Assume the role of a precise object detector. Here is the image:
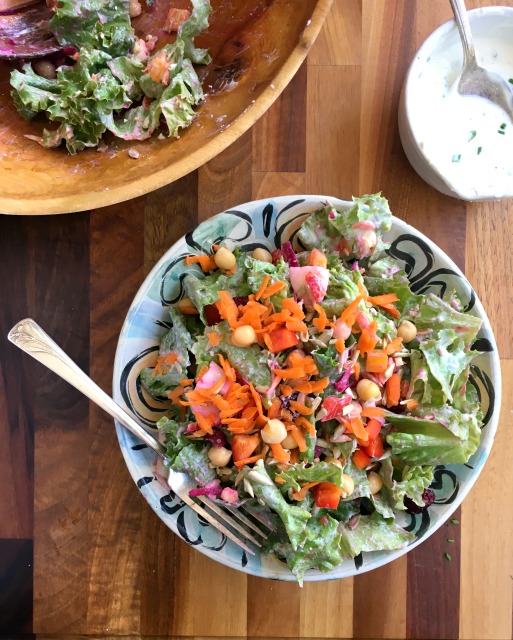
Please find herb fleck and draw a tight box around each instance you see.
[468,130,477,141]
[500,123,507,129]
[447,538,455,543]
[509,78,513,84]
[452,154,461,163]
[444,553,452,561]
[477,147,483,155]
[451,519,459,525]
[498,130,506,135]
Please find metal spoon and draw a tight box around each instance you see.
[449,0,513,122]
[0,1,59,58]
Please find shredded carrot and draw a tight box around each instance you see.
[285,319,308,332]
[357,280,368,298]
[218,354,236,382]
[270,443,291,463]
[353,361,361,381]
[385,337,404,355]
[386,373,402,407]
[361,406,386,418]
[367,293,399,306]
[291,481,320,501]
[290,448,300,464]
[295,416,316,437]
[289,400,313,416]
[282,298,305,319]
[340,295,363,327]
[207,332,222,347]
[345,416,369,445]
[406,399,419,410]
[357,327,378,355]
[179,378,194,386]
[212,244,220,252]
[153,352,178,377]
[280,384,293,397]
[289,425,307,452]
[335,338,345,353]
[197,365,208,380]
[380,303,401,319]
[274,475,286,484]
[313,304,328,332]
[260,281,287,299]
[255,275,271,301]
[274,367,306,380]
[268,397,281,419]
[215,290,239,328]
[195,412,214,435]
[167,385,184,405]
[234,452,266,468]
[185,254,217,272]
[249,383,266,420]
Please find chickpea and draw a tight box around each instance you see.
[356,378,381,402]
[129,0,142,17]
[340,473,355,497]
[367,471,383,494]
[231,325,257,348]
[208,446,232,467]
[177,297,199,315]
[214,246,236,270]
[33,59,57,80]
[397,320,417,343]
[281,433,299,449]
[324,456,343,468]
[261,419,288,444]
[252,247,273,263]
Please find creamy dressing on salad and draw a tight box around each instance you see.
[407,13,513,200]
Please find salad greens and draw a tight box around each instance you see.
[10,0,211,153]
[141,193,483,584]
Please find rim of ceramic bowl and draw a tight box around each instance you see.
[113,195,501,581]
[400,6,513,202]
[0,0,332,215]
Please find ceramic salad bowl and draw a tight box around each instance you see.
[113,195,500,582]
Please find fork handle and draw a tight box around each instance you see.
[8,318,166,458]
[449,0,477,68]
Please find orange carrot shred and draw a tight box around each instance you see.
[340,295,363,327]
[215,290,239,328]
[289,400,313,416]
[274,367,306,380]
[313,304,328,332]
[249,383,266,419]
[291,481,320,501]
[185,254,217,272]
[335,338,345,353]
[167,385,184,405]
[385,337,404,355]
[282,298,305,319]
[289,425,307,452]
[280,384,293,397]
[207,332,222,347]
[406,399,419,410]
[260,281,287,299]
[234,452,266,468]
[295,416,316,437]
[367,293,399,306]
[353,361,361,381]
[361,406,385,418]
[179,378,194,386]
[268,397,281,419]
[386,373,402,408]
[270,443,291,463]
[255,275,271,301]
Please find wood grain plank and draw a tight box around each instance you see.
[306,65,360,198]
[300,578,354,638]
[308,0,362,66]
[30,214,90,634]
[144,173,199,276]
[407,507,461,640]
[0,539,33,634]
[247,579,301,638]
[86,200,146,635]
[252,172,307,200]
[465,200,513,358]
[353,558,407,639]
[0,217,34,539]
[198,130,253,220]
[252,62,307,173]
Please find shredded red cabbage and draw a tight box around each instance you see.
[189,479,223,497]
[281,241,300,267]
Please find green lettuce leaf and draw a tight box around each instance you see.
[157,417,190,466]
[338,512,414,557]
[275,462,346,494]
[246,256,291,310]
[414,294,482,345]
[379,458,434,510]
[179,0,212,64]
[173,443,217,485]
[385,407,481,465]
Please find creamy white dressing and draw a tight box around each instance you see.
[407,11,513,200]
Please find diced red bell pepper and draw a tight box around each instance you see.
[321,395,352,421]
[363,433,384,459]
[353,448,372,469]
[314,482,341,509]
[231,434,260,463]
[364,418,382,443]
[266,327,298,353]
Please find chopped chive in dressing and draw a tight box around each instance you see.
[477,147,483,155]
[452,154,461,163]
[468,130,477,141]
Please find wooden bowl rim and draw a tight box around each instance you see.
[0,0,333,215]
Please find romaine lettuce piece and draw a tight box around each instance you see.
[338,512,414,557]
[157,417,190,466]
[275,462,346,494]
[245,255,291,309]
[385,407,481,465]
[173,443,217,486]
[379,458,434,510]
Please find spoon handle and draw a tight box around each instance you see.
[449,0,477,67]
[8,318,166,458]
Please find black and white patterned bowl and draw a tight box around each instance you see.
[113,195,501,581]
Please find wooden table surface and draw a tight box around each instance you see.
[1,1,512,639]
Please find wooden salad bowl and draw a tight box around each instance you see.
[0,0,332,215]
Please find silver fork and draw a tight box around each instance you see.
[8,318,269,555]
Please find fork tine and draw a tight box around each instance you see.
[198,497,263,547]
[179,493,256,555]
[224,505,269,539]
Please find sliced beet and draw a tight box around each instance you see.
[204,304,222,325]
